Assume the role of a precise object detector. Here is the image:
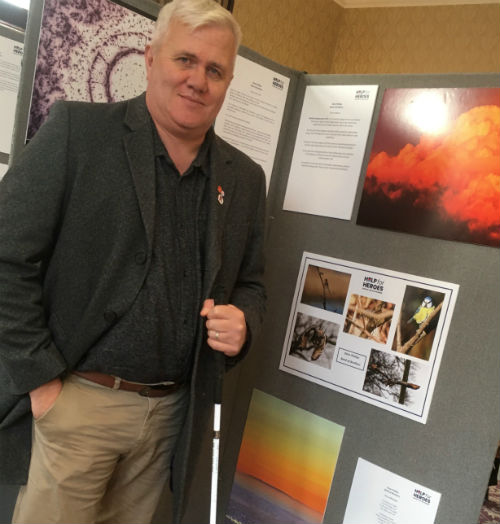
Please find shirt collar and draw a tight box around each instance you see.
[151,119,214,177]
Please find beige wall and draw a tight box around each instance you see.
[233,0,343,73]
[331,4,500,74]
[233,0,500,74]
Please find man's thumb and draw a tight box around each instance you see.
[200,298,215,317]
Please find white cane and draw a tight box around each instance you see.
[210,349,224,524]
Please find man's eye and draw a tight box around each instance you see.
[207,67,222,79]
[177,56,192,65]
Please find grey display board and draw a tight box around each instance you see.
[215,70,500,524]
[1,0,499,522]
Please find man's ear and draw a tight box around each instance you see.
[144,44,153,74]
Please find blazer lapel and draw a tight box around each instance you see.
[122,95,156,255]
[203,136,236,299]
[120,101,235,299]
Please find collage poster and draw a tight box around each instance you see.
[279,252,459,423]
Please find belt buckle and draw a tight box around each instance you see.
[139,386,154,397]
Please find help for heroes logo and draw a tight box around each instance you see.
[272,76,284,90]
[413,488,432,505]
[355,89,370,100]
[362,275,384,293]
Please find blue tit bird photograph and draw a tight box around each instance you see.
[393,287,445,361]
[407,296,435,326]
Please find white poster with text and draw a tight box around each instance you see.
[215,55,289,193]
[0,35,23,156]
[279,252,458,423]
[283,84,378,219]
[343,458,441,524]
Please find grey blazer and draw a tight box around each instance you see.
[0,94,266,522]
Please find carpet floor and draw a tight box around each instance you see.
[479,482,500,524]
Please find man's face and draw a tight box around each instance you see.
[145,20,236,141]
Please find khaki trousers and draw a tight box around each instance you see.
[13,374,188,524]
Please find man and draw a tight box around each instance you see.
[0,0,266,523]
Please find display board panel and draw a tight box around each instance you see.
[219,72,500,524]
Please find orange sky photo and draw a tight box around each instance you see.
[235,389,344,515]
[357,88,500,247]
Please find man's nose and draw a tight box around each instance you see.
[187,66,208,92]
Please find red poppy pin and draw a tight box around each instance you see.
[217,185,225,205]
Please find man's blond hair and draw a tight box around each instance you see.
[151,0,242,54]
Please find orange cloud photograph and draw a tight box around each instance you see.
[357,87,500,248]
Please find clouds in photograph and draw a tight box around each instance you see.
[357,88,500,247]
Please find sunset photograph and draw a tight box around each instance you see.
[225,390,344,524]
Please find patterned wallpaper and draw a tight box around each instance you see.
[233,0,500,74]
[233,0,343,73]
[330,4,500,74]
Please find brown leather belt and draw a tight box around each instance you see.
[73,371,184,398]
